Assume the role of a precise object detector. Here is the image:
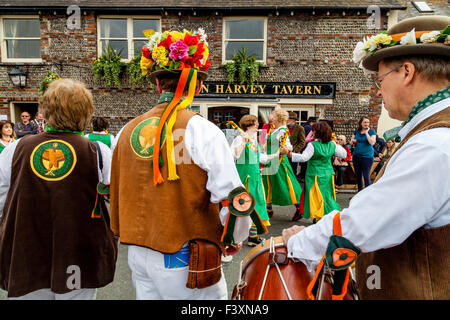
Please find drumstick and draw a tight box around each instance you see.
[316,264,328,300]
[238,260,243,300]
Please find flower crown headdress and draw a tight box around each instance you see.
[353,25,450,74]
[140,28,211,76]
[139,29,212,186]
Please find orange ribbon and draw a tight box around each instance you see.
[390,30,432,42]
[152,68,190,185]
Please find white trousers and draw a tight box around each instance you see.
[10,288,97,300]
[128,245,228,300]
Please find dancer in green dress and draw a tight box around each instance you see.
[263,109,303,221]
[231,115,278,246]
[281,121,347,221]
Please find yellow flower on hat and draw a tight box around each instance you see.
[171,31,184,42]
[366,33,393,50]
[202,46,209,64]
[152,46,169,66]
[140,55,153,76]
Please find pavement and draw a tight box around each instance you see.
[0,191,354,300]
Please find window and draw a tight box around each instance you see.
[412,1,434,13]
[187,105,200,113]
[98,16,160,60]
[223,18,267,63]
[1,17,41,62]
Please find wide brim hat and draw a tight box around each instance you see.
[362,15,450,71]
[149,69,208,85]
[288,111,298,120]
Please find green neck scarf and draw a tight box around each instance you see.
[158,92,187,105]
[45,125,83,135]
[383,86,450,142]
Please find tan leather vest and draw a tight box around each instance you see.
[110,104,225,254]
[356,107,450,299]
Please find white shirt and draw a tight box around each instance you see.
[230,133,270,164]
[291,140,347,163]
[288,99,450,272]
[0,137,112,219]
[112,114,252,244]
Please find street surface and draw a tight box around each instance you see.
[0,192,354,300]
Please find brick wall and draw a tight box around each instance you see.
[0,9,387,139]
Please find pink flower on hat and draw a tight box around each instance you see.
[168,40,189,61]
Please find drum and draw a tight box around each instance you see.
[232,236,357,300]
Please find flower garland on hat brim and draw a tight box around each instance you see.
[352,25,450,142]
[140,29,212,185]
[353,25,450,73]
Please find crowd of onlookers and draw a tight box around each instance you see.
[0,111,45,154]
[217,112,397,193]
[3,109,396,193]
[0,111,115,154]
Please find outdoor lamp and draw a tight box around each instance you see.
[8,67,28,88]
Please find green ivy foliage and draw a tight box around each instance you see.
[91,44,126,88]
[223,46,263,85]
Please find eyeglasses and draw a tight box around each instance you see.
[21,115,30,118]
[374,66,401,89]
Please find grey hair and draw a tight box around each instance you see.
[382,55,450,83]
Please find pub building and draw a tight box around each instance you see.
[0,0,446,139]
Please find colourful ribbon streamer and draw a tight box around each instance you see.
[152,68,191,185]
[226,121,257,150]
[279,130,289,165]
[165,69,197,180]
[226,121,245,134]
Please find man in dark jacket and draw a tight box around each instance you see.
[14,111,38,138]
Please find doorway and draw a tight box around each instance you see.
[207,106,249,129]
[10,102,39,124]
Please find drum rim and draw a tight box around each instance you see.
[241,238,285,273]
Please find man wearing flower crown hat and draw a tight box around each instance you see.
[109,29,265,300]
[281,15,450,300]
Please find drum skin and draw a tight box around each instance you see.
[237,237,355,300]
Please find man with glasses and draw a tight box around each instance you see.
[282,15,450,299]
[14,111,38,138]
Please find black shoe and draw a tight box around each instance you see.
[291,210,303,222]
[247,237,262,247]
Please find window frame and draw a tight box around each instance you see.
[0,15,42,63]
[97,15,161,61]
[222,17,267,64]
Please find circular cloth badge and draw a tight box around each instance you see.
[30,139,77,181]
[130,117,166,159]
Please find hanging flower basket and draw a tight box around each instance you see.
[223,46,263,84]
[39,71,61,95]
[91,44,126,88]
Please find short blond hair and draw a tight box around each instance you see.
[337,135,347,144]
[39,79,94,131]
[272,108,289,125]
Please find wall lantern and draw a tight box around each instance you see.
[8,67,28,88]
